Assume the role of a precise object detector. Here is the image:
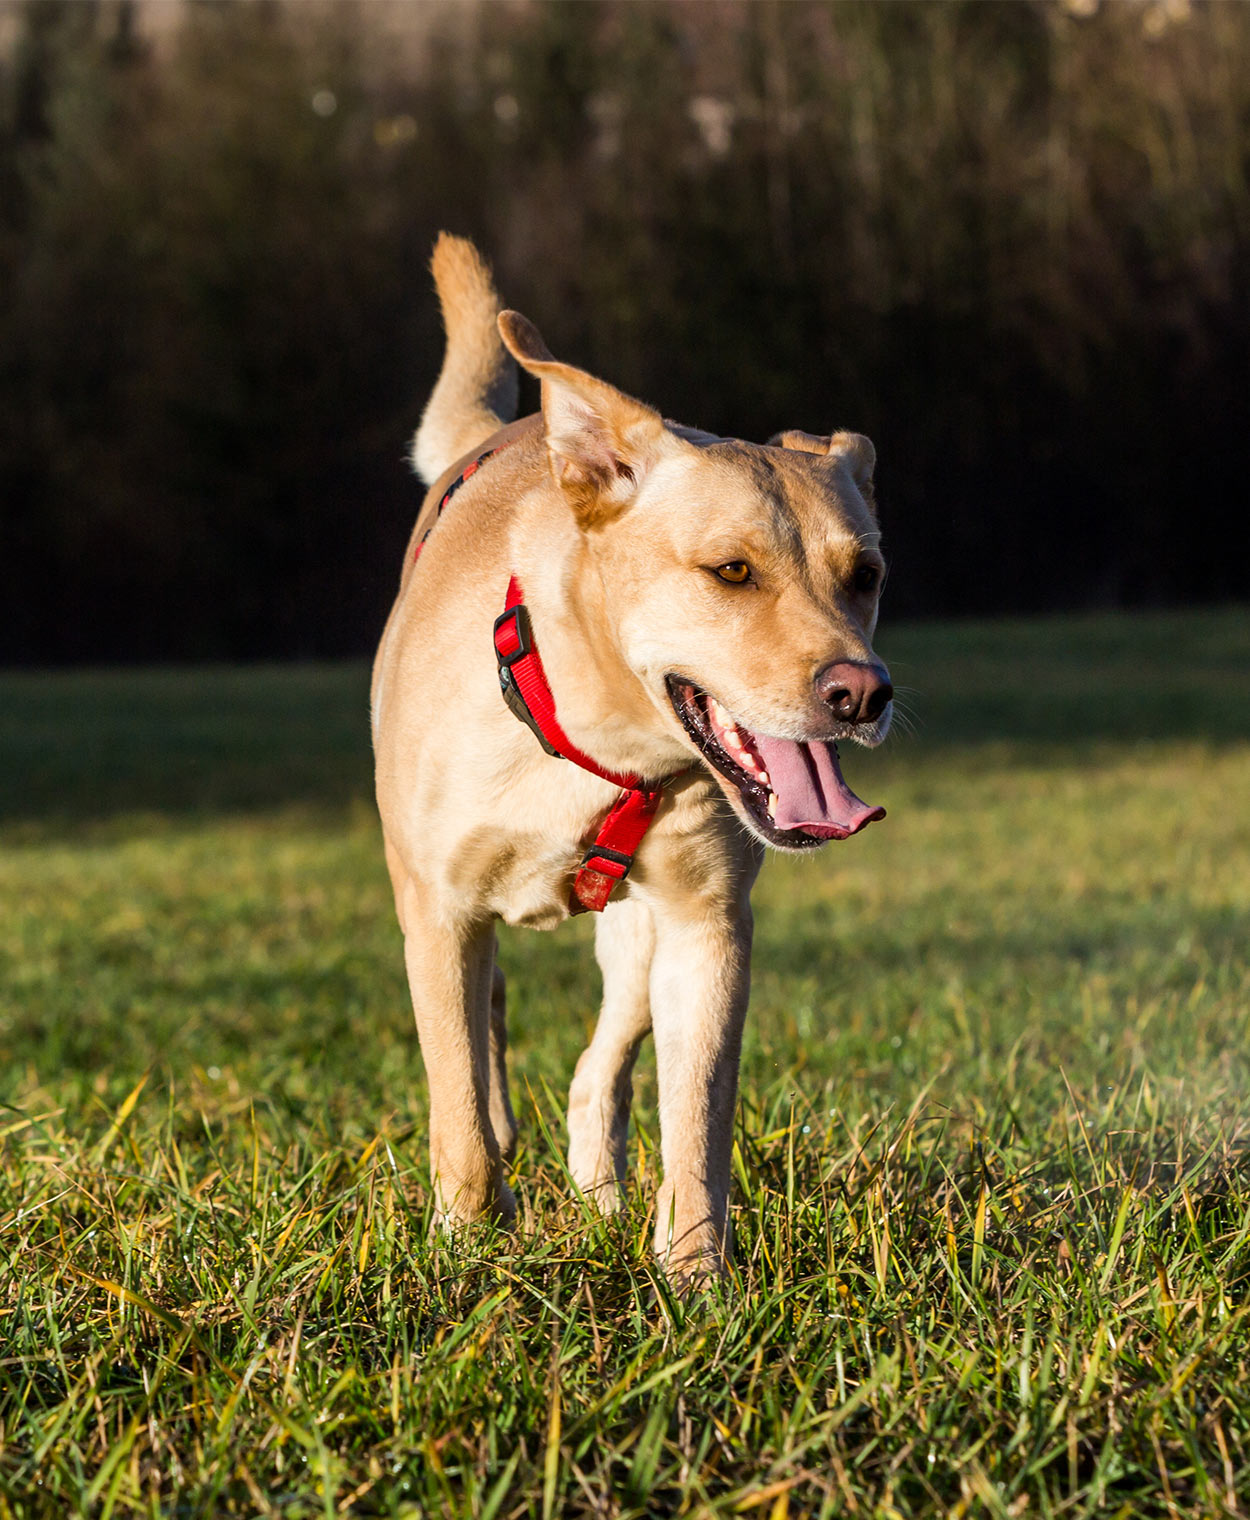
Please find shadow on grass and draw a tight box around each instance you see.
[1,610,1246,832]
[0,663,375,827]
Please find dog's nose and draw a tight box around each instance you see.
[815,660,893,724]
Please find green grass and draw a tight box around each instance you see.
[1,608,1249,1517]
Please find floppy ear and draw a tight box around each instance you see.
[769,427,877,505]
[498,309,674,527]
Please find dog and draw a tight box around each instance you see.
[372,236,891,1281]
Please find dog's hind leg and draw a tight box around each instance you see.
[487,944,519,1164]
[567,895,655,1212]
[397,874,516,1229]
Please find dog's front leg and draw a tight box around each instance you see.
[648,896,753,1283]
[398,879,515,1228]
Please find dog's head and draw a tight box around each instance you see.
[499,310,891,852]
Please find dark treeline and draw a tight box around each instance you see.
[1,0,1247,663]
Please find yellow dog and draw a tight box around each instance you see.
[372,237,891,1281]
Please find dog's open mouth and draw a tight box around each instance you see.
[666,677,886,849]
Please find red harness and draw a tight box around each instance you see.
[414,442,667,914]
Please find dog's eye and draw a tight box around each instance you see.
[715,561,753,585]
[853,564,881,594]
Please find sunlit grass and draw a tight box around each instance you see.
[1,610,1248,1516]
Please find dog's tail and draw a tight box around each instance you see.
[411,234,518,485]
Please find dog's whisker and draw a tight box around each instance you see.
[888,702,921,738]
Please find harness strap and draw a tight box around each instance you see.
[493,575,664,914]
[493,578,641,789]
[416,440,668,915]
[572,786,664,913]
[412,444,508,563]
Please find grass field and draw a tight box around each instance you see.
[2,609,1249,1518]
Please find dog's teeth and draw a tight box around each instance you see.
[710,699,743,750]
[708,699,765,778]
[767,792,778,820]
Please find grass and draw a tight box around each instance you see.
[1,607,1249,1517]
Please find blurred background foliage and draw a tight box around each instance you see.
[0,0,1246,662]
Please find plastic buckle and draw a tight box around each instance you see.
[580,845,633,881]
[493,604,562,758]
[492,603,532,667]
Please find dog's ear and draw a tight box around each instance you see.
[499,309,674,527]
[826,431,876,495]
[769,428,877,507]
[768,429,831,457]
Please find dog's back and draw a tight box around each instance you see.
[411,234,518,485]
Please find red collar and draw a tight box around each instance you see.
[417,441,667,914]
[493,579,664,913]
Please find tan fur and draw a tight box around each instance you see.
[374,238,890,1282]
[411,234,519,485]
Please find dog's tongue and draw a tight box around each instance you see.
[752,736,886,839]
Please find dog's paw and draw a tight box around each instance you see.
[431,1175,517,1235]
[568,1169,623,1216]
[653,1183,731,1289]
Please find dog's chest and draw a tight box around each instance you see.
[445,823,587,929]
[443,772,743,930]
